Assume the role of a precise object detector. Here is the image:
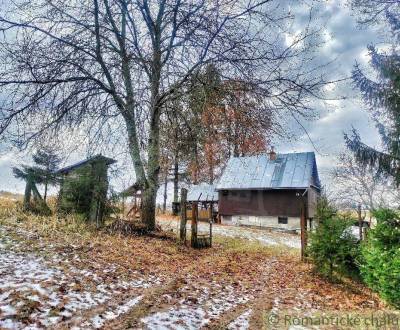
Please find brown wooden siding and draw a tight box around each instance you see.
[218,189,313,217]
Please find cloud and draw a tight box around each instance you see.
[272,0,384,187]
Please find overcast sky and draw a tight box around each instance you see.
[275,0,382,182]
[0,0,384,199]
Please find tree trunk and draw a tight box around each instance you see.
[140,116,161,231]
[193,144,199,184]
[173,156,179,203]
[23,180,32,210]
[163,174,168,214]
[358,203,363,241]
[140,40,163,230]
[44,182,48,202]
[31,181,51,215]
[208,158,214,184]
[123,113,156,230]
[141,185,157,231]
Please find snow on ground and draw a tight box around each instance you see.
[227,309,252,330]
[0,221,300,329]
[0,227,160,329]
[141,279,253,329]
[89,295,143,329]
[158,218,301,249]
[1,225,266,329]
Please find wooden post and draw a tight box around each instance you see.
[179,188,187,243]
[300,200,308,261]
[191,202,198,248]
[209,202,213,247]
[209,220,212,247]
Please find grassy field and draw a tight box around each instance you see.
[0,199,395,329]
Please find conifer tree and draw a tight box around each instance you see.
[345,7,400,185]
[32,147,61,201]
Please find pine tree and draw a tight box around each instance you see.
[345,7,400,185]
[32,147,61,201]
[12,165,50,214]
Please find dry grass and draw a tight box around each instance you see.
[0,198,96,245]
[0,200,389,329]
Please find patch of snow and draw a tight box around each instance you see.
[0,227,159,329]
[228,309,252,330]
[142,283,252,329]
[90,295,143,329]
[157,218,301,249]
[0,318,25,330]
[142,306,206,330]
[1,304,17,315]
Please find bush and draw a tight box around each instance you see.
[308,197,359,279]
[360,209,400,308]
[308,215,359,279]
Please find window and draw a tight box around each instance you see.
[278,216,288,224]
[222,190,229,196]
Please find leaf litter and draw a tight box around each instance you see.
[0,217,390,330]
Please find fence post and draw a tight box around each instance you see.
[209,220,212,247]
[179,188,187,243]
[300,200,308,261]
[191,202,198,248]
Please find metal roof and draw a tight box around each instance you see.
[187,184,219,202]
[57,154,116,174]
[216,152,320,190]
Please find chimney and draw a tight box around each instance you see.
[269,146,277,161]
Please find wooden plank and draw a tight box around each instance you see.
[300,200,308,261]
[179,188,187,243]
[191,202,198,248]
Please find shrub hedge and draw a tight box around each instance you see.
[359,209,400,308]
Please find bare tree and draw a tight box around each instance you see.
[0,0,331,230]
[350,0,398,25]
[331,153,400,211]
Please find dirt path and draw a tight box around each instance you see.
[0,222,389,330]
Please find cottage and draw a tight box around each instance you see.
[216,151,320,231]
[57,154,116,226]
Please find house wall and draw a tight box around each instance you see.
[221,215,301,230]
[218,189,306,217]
[218,189,320,230]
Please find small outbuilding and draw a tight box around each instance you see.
[216,151,320,231]
[187,184,219,222]
[120,181,143,219]
[57,154,116,226]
